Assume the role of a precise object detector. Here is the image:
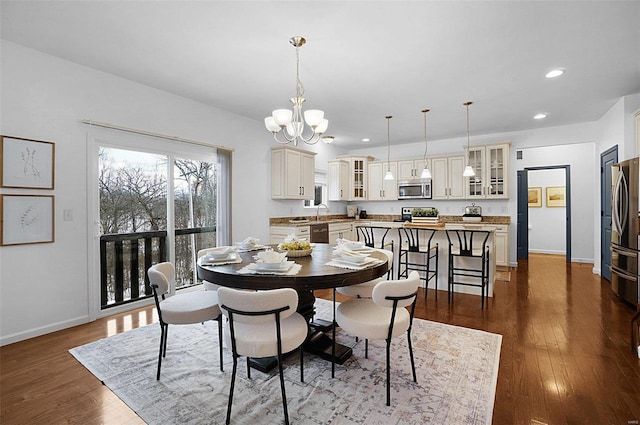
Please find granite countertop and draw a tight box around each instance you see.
[270,214,510,226]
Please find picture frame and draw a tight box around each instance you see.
[546,186,566,208]
[528,187,542,208]
[1,135,55,189]
[0,194,55,245]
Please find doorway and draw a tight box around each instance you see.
[517,165,572,262]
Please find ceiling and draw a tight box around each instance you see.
[2,1,639,149]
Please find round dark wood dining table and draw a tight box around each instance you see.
[196,243,389,368]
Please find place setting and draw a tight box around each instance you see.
[197,246,242,266]
[326,242,385,270]
[237,249,302,275]
[234,236,269,252]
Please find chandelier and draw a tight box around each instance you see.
[462,101,475,177]
[264,36,328,146]
[420,109,432,179]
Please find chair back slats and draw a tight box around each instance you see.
[356,225,392,250]
[446,229,490,257]
[398,227,437,252]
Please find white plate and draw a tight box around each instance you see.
[333,254,373,265]
[332,257,379,267]
[201,252,237,264]
[252,260,295,272]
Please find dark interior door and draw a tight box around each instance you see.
[517,170,529,260]
[601,146,618,281]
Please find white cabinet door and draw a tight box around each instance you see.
[328,160,349,201]
[448,156,466,199]
[368,161,397,201]
[300,151,315,199]
[432,156,465,199]
[329,223,353,243]
[397,159,428,180]
[432,157,449,199]
[284,149,303,198]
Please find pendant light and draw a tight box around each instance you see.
[420,109,432,179]
[384,116,394,180]
[462,101,475,177]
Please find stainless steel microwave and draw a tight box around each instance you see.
[397,179,432,199]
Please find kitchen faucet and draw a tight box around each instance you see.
[316,203,329,221]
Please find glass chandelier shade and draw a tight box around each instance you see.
[265,36,328,146]
[463,101,475,177]
[420,108,432,179]
[384,115,394,180]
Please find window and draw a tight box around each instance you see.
[304,170,327,208]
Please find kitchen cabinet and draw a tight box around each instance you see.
[270,225,310,244]
[271,147,316,200]
[367,161,398,201]
[329,222,354,243]
[465,143,510,199]
[397,159,428,180]
[334,155,374,201]
[432,155,465,199]
[328,160,349,201]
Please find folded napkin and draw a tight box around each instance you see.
[284,234,308,243]
[237,236,259,247]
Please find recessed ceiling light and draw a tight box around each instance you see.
[362,138,370,142]
[545,69,564,78]
[534,113,547,120]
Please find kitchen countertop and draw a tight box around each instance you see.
[270,214,510,226]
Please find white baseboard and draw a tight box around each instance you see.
[0,315,90,347]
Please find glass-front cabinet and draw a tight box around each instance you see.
[333,155,373,201]
[465,142,510,199]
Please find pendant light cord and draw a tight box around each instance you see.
[386,115,392,171]
[464,101,473,164]
[422,109,429,162]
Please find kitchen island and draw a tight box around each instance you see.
[270,215,510,301]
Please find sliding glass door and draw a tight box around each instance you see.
[88,130,229,317]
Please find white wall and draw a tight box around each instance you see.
[527,169,567,255]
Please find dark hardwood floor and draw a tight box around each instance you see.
[1,253,639,424]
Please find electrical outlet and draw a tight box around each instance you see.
[63,209,73,221]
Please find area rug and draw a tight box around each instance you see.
[70,299,502,425]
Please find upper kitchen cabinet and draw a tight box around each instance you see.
[271,147,316,200]
[397,159,428,180]
[328,159,349,201]
[333,155,374,201]
[368,160,398,201]
[465,143,510,199]
[432,155,465,199]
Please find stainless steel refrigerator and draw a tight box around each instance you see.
[611,157,640,306]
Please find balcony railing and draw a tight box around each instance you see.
[100,226,216,309]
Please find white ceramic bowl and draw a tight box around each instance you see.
[345,241,366,250]
[257,250,287,264]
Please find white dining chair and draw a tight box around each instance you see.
[197,247,223,291]
[147,262,223,379]
[336,271,420,406]
[218,287,308,425]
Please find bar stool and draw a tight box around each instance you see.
[355,225,394,278]
[397,227,438,301]
[445,229,491,309]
